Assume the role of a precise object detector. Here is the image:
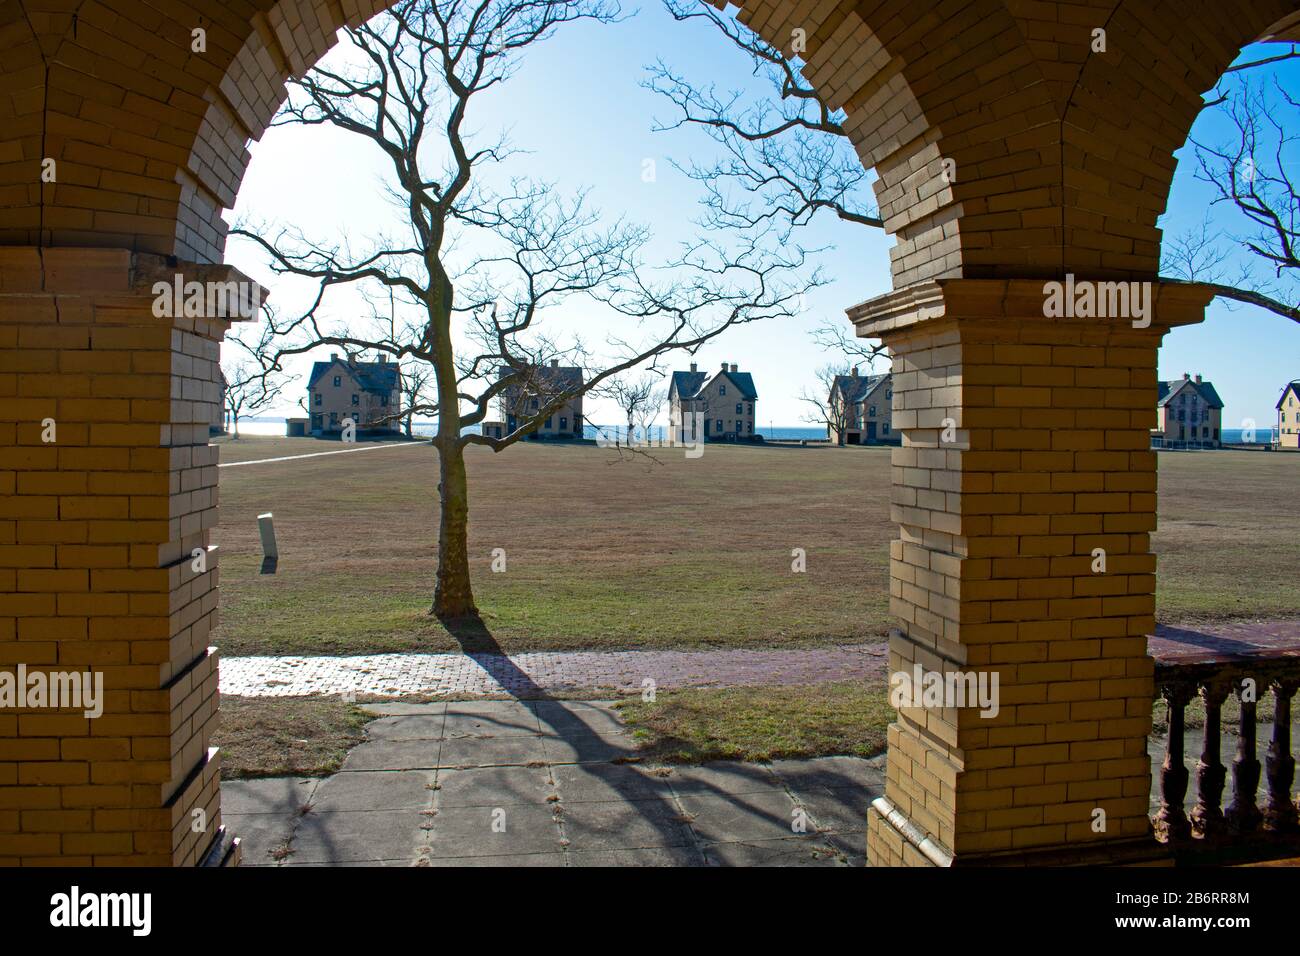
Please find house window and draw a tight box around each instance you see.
[381,396,388,407]
[869,406,876,417]
[333,376,341,387]
[314,393,322,406]
[886,389,892,400]
[545,417,553,429]
[560,417,567,431]
[883,424,890,434]
[720,384,726,395]
[532,398,539,410]
[716,419,722,431]
[352,394,360,406]
[746,403,752,415]
[736,403,742,415]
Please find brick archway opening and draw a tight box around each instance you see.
[3,0,1300,866]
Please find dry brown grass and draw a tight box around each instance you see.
[211,436,1300,656]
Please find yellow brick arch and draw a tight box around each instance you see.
[0,0,1298,282]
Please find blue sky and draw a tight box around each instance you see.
[225,4,1300,428]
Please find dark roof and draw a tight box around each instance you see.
[497,363,584,390]
[672,367,757,400]
[670,370,708,400]
[720,370,758,400]
[1157,377,1223,409]
[832,372,887,404]
[1276,381,1300,409]
[308,357,399,395]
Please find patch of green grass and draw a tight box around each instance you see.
[216,695,376,778]
[616,682,893,763]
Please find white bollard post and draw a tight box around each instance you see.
[258,512,278,573]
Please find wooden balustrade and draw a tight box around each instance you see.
[1154,656,1300,861]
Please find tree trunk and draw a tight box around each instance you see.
[432,438,476,618]
[405,414,413,438]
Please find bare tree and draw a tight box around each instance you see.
[646,0,881,237]
[400,361,434,438]
[1163,74,1300,325]
[799,363,852,445]
[232,0,816,620]
[608,372,660,445]
[221,323,293,438]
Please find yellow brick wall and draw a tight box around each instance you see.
[0,248,240,865]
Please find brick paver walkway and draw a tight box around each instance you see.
[220,644,890,698]
[221,620,1300,700]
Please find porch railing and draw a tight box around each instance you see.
[1153,653,1300,862]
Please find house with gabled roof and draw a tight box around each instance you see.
[496,359,584,440]
[1153,372,1223,448]
[1276,380,1300,449]
[829,367,895,445]
[308,353,402,435]
[668,361,758,442]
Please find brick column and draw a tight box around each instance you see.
[0,248,249,865]
[855,279,1213,866]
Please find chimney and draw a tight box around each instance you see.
[721,361,728,370]
[1183,372,1190,380]
[1195,373,1202,384]
[730,364,738,373]
[378,355,386,364]
[330,353,339,361]
[689,362,697,373]
[550,359,559,368]
[851,366,859,377]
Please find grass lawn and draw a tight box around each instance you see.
[212,436,1300,657]
[616,683,892,762]
[215,695,375,778]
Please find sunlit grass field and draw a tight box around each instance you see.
[211,436,1300,657]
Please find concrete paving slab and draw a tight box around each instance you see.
[310,770,436,812]
[703,836,850,867]
[434,765,556,807]
[342,739,441,771]
[770,756,886,794]
[443,701,540,737]
[560,797,696,851]
[364,715,447,741]
[423,852,567,867]
[655,761,783,795]
[568,846,707,866]
[221,777,317,816]
[437,734,550,768]
[542,732,636,764]
[425,804,563,858]
[551,762,672,804]
[289,809,424,864]
[675,790,802,843]
[792,786,877,834]
[222,811,297,866]
[532,700,627,736]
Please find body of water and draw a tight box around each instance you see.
[231,418,830,442]
[232,418,1280,445]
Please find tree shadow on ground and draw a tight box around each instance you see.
[437,611,866,864]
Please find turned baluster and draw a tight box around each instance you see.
[1191,680,1229,839]
[1264,680,1298,833]
[1227,676,1263,834]
[1154,682,1193,842]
